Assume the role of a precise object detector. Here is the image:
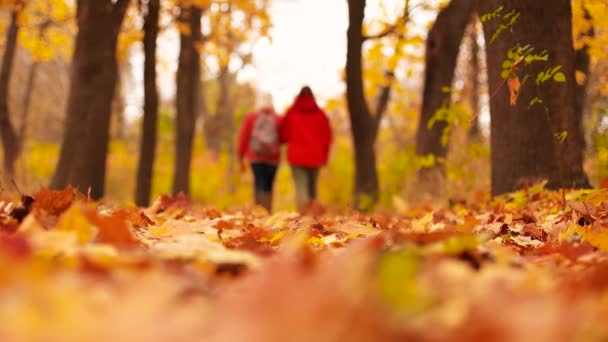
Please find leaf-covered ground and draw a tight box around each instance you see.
[1,185,608,341]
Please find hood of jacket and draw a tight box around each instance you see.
[289,95,320,113]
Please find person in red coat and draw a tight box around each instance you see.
[280,86,333,212]
[237,106,281,212]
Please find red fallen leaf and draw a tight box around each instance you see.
[309,223,332,237]
[223,225,274,256]
[31,187,76,216]
[0,232,31,259]
[367,213,396,229]
[535,241,594,261]
[150,192,192,213]
[215,220,235,230]
[514,212,536,224]
[118,207,155,227]
[0,216,19,234]
[203,207,222,219]
[521,223,546,240]
[563,261,608,293]
[84,209,142,249]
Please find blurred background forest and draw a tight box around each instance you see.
[0,0,606,211]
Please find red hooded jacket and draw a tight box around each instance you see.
[237,108,281,164]
[280,94,332,167]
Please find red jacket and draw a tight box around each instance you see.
[237,108,281,164]
[280,95,332,167]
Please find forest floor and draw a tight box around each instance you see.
[0,185,607,341]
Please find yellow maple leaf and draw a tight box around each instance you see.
[412,212,434,233]
[56,206,96,244]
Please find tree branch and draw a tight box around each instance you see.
[112,0,131,36]
[372,70,394,135]
[363,0,411,42]
[362,24,397,41]
[371,0,409,132]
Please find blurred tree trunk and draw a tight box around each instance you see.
[18,20,50,149]
[135,0,160,207]
[222,70,237,194]
[50,0,130,199]
[0,4,22,182]
[19,61,38,148]
[466,20,482,141]
[172,4,202,195]
[480,0,590,196]
[111,69,126,140]
[345,0,384,209]
[204,66,231,155]
[574,5,593,128]
[212,66,237,193]
[414,0,475,195]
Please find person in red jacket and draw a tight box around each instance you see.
[280,86,333,212]
[237,105,281,212]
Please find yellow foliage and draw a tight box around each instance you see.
[561,223,608,252]
[56,205,97,244]
[17,0,74,62]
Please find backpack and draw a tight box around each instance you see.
[249,111,279,156]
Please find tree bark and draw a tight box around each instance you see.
[0,4,22,182]
[135,0,160,207]
[172,4,202,196]
[414,0,475,194]
[574,4,593,134]
[466,20,482,140]
[50,0,130,199]
[346,0,381,209]
[480,0,590,196]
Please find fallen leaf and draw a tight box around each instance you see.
[84,209,142,249]
[32,187,76,216]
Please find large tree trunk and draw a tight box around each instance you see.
[480,0,590,196]
[414,0,475,195]
[346,0,381,209]
[172,4,202,195]
[574,5,593,134]
[50,0,130,199]
[135,0,160,207]
[466,20,482,140]
[0,4,22,182]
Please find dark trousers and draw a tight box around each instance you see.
[251,162,278,194]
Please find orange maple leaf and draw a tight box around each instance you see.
[84,209,142,249]
[508,76,521,106]
[32,187,76,216]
